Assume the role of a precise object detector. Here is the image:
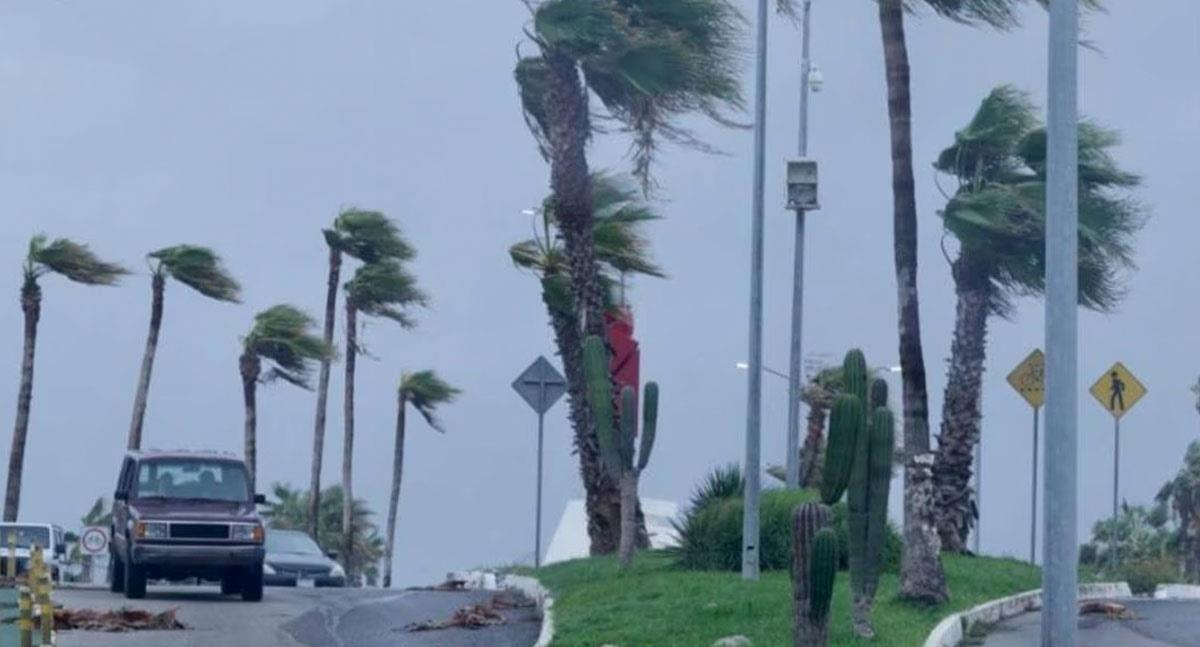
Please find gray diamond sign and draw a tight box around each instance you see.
[512,356,567,415]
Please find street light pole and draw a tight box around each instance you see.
[786,0,814,490]
[1042,0,1080,644]
[742,0,770,582]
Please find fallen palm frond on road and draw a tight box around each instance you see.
[403,593,533,632]
[1079,600,1135,620]
[52,607,187,632]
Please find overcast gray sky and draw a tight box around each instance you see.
[0,1,1195,586]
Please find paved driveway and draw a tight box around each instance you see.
[982,599,1200,647]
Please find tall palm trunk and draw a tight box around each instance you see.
[618,472,638,568]
[878,0,947,604]
[309,247,341,539]
[543,50,632,554]
[383,392,407,589]
[240,350,261,494]
[933,257,991,553]
[128,273,165,450]
[5,282,41,522]
[341,301,358,581]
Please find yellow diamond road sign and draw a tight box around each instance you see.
[1089,362,1146,419]
[1007,349,1045,409]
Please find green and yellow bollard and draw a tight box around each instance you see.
[18,586,31,647]
[5,532,14,582]
[36,572,52,645]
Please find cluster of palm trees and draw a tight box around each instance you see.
[6,210,458,587]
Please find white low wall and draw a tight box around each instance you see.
[447,570,555,647]
[922,582,1132,647]
[1154,583,1200,600]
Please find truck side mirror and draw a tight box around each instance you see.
[254,494,267,505]
[113,491,128,502]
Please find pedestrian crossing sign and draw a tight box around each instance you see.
[1089,362,1146,419]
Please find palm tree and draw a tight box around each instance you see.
[342,259,426,575]
[309,210,415,539]
[871,0,1099,605]
[7,236,126,521]
[263,483,385,586]
[127,245,241,450]
[929,86,1144,553]
[382,371,459,589]
[515,0,742,554]
[510,173,665,551]
[1156,442,1200,583]
[239,305,328,493]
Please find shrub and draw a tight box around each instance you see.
[1119,556,1180,595]
[671,473,901,573]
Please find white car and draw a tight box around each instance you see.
[0,522,67,581]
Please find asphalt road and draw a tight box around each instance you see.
[54,584,540,647]
[982,599,1200,647]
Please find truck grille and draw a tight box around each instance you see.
[169,523,230,540]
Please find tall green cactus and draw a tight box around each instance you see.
[819,350,896,638]
[582,334,659,568]
[792,502,833,646]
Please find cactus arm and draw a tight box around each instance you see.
[619,386,638,471]
[864,407,895,592]
[869,377,888,410]
[820,394,863,505]
[847,394,872,597]
[637,382,658,474]
[808,528,839,621]
[584,335,623,477]
[843,349,868,405]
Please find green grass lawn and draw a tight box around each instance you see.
[529,551,1041,647]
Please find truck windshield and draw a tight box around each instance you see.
[136,459,250,502]
[0,526,50,550]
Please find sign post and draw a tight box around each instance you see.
[1088,361,1146,572]
[512,356,566,569]
[1007,349,1045,564]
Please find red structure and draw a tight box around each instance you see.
[605,306,641,418]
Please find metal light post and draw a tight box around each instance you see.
[742,0,770,582]
[1042,0,1080,644]
[785,0,815,490]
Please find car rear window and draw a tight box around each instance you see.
[136,459,250,502]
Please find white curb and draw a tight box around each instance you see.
[447,570,555,647]
[922,582,1132,647]
[1154,583,1200,600]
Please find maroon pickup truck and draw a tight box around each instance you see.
[108,450,266,601]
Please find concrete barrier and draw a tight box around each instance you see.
[448,570,555,647]
[1154,583,1200,600]
[922,582,1132,647]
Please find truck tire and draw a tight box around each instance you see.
[124,556,147,600]
[221,576,240,595]
[109,554,125,593]
[241,564,263,602]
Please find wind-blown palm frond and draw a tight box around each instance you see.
[244,305,330,388]
[326,210,415,263]
[26,236,127,286]
[523,0,745,187]
[345,261,427,328]
[936,85,1145,316]
[400,370,461,433]
[149,245,241,302]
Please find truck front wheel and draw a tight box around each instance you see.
[109,554,125,593]
[123,555,147,600]
[241,564,263,602]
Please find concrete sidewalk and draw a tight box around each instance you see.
[982,599,1200,646]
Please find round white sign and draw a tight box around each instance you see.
[80,526,108,555]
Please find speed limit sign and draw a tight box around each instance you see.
[80,527,108,555]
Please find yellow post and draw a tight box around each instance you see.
[28,545,42,586]
[5,532,14,582]
[18,586,32,647]
[37,572,52,645]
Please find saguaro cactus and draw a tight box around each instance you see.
[793,502,833,646]
[583,334,658,568]
[819,349,896,638]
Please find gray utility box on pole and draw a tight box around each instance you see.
[786,160,820,211]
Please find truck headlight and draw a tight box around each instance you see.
[231,524,264,543]
[134,521,169,540]
[329,562,345,578]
